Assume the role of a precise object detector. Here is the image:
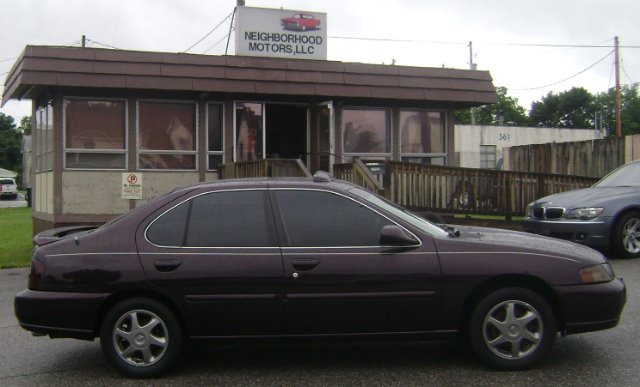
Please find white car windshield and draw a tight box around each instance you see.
[595,161,640,187]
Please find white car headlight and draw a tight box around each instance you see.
[565,207,604,220]
[579,263,614,284]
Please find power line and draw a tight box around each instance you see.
[203,28,234,54]
[183,12,233,53]
[328,35,640,49]
[509,50,614,91]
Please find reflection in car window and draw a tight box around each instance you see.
[349,187,449,238]
[595,161,640,187]
[274,190,393,247]
[147,190,275,247]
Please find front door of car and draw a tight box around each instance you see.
[136,188,286,337]
[270,188,442,334]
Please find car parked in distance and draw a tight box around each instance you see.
[524,160,640,258]
[281,13,321,31]
[0,177,18,200]
[15,172,626,378]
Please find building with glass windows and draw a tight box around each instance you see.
[2,45,496,233]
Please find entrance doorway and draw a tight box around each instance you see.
[265,104,307,160]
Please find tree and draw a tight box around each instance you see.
[528,87,595,128]
[454,86,529,126]
[18,115,32,135]
[593,85,640,136]
[0,113,23,172]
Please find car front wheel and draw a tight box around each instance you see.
[612,211,640,258]
[100,298,183,378]
[468,287,556,370]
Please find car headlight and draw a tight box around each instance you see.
[565,207,604,220]
[525,203,533,217]
[579,263,614,284]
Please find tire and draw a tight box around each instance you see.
[468,287,556,370]
[612,211,640,259]
[100,298,183,378]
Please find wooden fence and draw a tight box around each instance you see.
[506,134,640,178]
[334,161,598,217]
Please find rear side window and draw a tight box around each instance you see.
[274,190,392,247]
[146,190,275,247]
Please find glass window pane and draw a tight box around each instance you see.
[208,104,223,152]
[235,103,263,161]
[275,190,392,247]
[139,102,196,151]
[66,153,126,169]
[186,191,274,247]
[65,100,125,149]
[139,154,195,170]
[208,154,224,171]
[343,109,388,153]
[147,201,190,246]
[400,111,445,154]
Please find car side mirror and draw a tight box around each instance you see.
[379,225,419,246]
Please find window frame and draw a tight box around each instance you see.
[479,144,498,169]
[136,99,199,171]
[62,97,128,171]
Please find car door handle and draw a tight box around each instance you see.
[291,258,320,270]
[154,258,182,272]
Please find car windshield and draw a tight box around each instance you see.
[595,161,640,187]
[349,187,449,238]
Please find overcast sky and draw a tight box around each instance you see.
[1,0,638,123]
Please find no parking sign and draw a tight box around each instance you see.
[122,173,143,199]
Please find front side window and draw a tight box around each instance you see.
[274,190,393,247]
[400,110,446,165]
[342,108,390,160]
[64,99,126,169]
[138,101,197,170]
[146,190,274,247]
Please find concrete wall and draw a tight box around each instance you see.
[454,125,603,169]
[34,172,54,214]
[61,171,208,215]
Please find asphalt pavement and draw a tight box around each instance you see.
[1,259,638,386]
[0,194,27,208]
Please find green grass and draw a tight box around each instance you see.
[0,207,33,268]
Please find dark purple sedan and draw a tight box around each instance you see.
[15,172,626,378]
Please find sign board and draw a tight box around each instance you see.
[122,173,143,200]
[235,6,327,60]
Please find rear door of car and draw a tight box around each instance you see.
[136,187,286,337]
[270,188,442,335]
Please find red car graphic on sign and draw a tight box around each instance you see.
[281,13,321,31]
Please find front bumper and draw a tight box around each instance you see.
[523,217,611,251]
[555,277,626,334]
[14,289,108,340]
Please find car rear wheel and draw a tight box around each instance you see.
[100,298,183,378]
[612,211,640,259]
[468,287,556,370]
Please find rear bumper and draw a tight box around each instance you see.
[14,289,108,340]
[556,277,626,334]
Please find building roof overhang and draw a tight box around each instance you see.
[2,45,497,107]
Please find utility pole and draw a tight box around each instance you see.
[614,36,622,137]
[468,41,477,125]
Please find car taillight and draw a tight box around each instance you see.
[29,259,45,290]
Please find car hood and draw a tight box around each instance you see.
[533,186,638,208]
[448,224,604,264]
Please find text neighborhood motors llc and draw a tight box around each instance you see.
[244,31,323,55]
